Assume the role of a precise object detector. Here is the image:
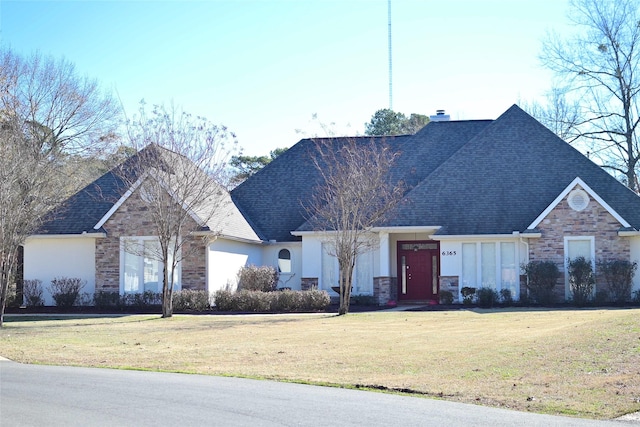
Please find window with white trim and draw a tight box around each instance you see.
[564,236,595,299]
[278,249,292,273]
[321,243,373,295]
[461,241,518,296]
[121,237,180,293]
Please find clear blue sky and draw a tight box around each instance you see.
[1,0,570,155]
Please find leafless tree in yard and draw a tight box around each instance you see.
[306,137,404,315]
[540,0,640,192]
[121,103,238,318]
[0,49,120,326]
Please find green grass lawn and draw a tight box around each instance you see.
[2,308,640,419]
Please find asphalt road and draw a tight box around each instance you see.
[0,359,634,426]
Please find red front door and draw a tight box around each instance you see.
[397,241,439,301]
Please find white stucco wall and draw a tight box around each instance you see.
[24,237,97,306]
[207,238,263,294]
[262,243,302,290]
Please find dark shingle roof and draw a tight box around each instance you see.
[231,135,416,242]
[38,145,261,241]
[384,105,640,234]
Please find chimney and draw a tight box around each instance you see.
[429,109,450,122]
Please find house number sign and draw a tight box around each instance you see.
[441,250,457,256]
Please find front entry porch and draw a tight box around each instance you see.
[396,241,440,303]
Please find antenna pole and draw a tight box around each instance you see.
[388,0,393,110]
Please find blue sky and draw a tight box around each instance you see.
[1,0,570,155]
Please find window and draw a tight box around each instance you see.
[461,241,518,295]
[564,236,594,299]
[278,249,291,273]
[481,243,496,288]
[461,243,476,288]
[321,243,373,295]
[121,237,180,293]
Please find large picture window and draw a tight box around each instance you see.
[461,241,518,296]
[121,237,180,293]
[321,243,373,295]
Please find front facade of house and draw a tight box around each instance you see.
[24,106,640,305]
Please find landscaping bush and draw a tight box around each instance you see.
[93,291,122,310]
[500,288,513,306]
[214,289,330,312]
[121,291,162,308]
[439,290,454,304]
[597,259,637,304]
[568,256,595,307]
[47,277,85,308]
[522,261,559,305]
[476,287,500,308]
[461,287,476,305]
[173,290,212,312]
[23,279,44,307]
[237,265,279,292]
[350,294,378,306]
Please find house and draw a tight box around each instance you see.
[24,105,640,305]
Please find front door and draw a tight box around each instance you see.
[397,241,439,301]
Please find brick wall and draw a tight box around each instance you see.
[95,191,207,293]
[301,277,318,291]
[439,276,459,303]
[373,276,397,305]
[528,185,630,301]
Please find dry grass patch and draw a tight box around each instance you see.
[2,309,640,419]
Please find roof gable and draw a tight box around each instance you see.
[528,177,631,230]
[383,105,640,234]
[37,145,261,242]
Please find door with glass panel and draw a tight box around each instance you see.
[397,241,439,301]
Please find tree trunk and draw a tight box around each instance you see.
[338,263,353,315]
[0,253,16,328]
[161,264,173,318]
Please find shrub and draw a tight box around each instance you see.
[500,288,513,306]
[522,261,559,305]
[173,290,212,312]
[213,290,235,311]
[303,289,331,311]
[350,295,378,306]
[48,277,85,308]
[23,279,44,307]
[93,291,122,310]
[237,265,279,292]
[597,259,637,304]
[568,256,595,307]
[476,287,500,308]
[439,290,454,305]
[461,287,476,305]
[214,289,330,312]
[122,291,162,308]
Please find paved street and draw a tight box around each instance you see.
[0,359,634,426]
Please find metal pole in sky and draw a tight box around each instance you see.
[388,0,393,110]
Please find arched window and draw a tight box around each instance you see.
[278,249,291,273]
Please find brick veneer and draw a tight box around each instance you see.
[301,277,318,291]
[439,276,459,303]
[373,276,396,305]
[95,191,207,293]
[528,185,630,301]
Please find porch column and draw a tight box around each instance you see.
[379,231,390,277]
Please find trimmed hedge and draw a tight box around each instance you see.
[214,289,330,312]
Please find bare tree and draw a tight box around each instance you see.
[122,103,238,318]
[541,0,640,191]
[0,49,119,326]
[521,87,582,143]
[306,137,404,315]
